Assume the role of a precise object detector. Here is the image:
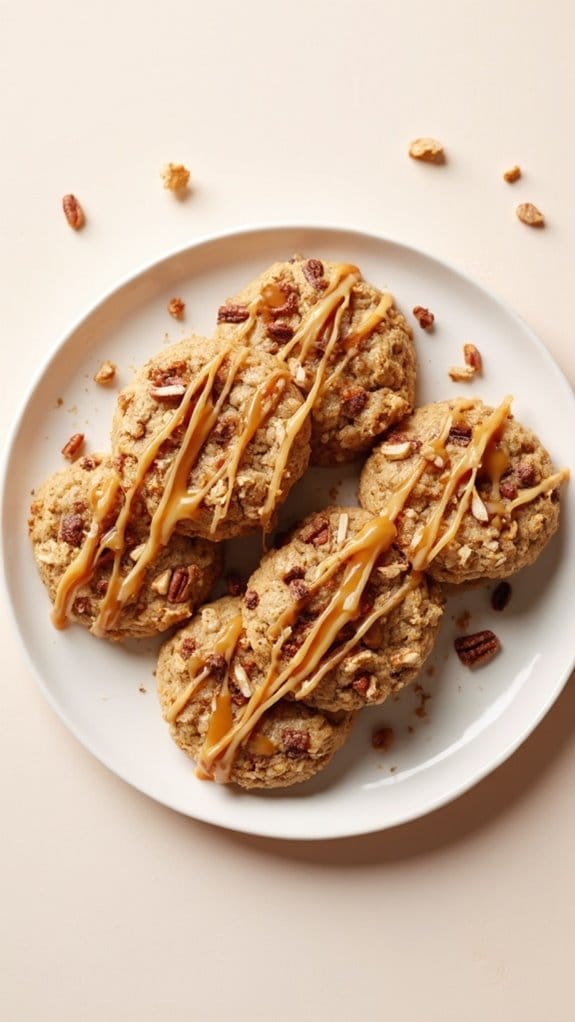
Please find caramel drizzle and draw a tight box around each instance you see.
[166,614,242,725]
[321,291,394,394]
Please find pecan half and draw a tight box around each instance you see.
[454,630,501,667]
[281,728,310,758]
[413,305,435,330]
[61,433,85,461]
[300,514,331,546]
[244,589,259,610]
[167,567,192,603]
[217,303,250,323]
[491,581,512,611]
[448,424,472,446]
[62,194,85,230]
[59,513,84,547]
[266,322,294,344]
[302,258,327,290]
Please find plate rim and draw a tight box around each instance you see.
[1,221,574,841]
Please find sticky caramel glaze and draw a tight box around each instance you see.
[167,614,243,726]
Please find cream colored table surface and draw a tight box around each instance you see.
[1,2,574,1020]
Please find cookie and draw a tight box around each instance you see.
[242,507,444,713]
[29,454,222,640]
[156,597,354,789]
[215,256,416,465]
[110,335,311,541]
[358,397,568,584]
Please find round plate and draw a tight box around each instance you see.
[2,224,573,840]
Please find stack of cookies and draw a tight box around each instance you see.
[29,256,568,789]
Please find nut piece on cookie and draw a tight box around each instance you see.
[408,138,445,163]
[156,596,354,789]
[359,398,568,584]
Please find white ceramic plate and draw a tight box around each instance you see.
[2,225,574,840]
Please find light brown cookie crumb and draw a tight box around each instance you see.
[408,138,444,163]
[448,364,476,382]
[93,361,117,385]
[516,202,544,227]
[167,297,185,320]
[503,165,521,183]
[61,432,85,461]
[161,163,190,191]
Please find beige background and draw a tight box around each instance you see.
[1,1,574,1019]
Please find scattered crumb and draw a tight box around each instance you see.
[516,202,544,227]
[448,364,475,383]
[93,360,117,385]
[61,432,85,461]
[62,193,85,230]
[389,766,397,773]
[455,609,471,631]
[425,664,435,678]
[408,137,445,163]
[328,485,339,501]
[491,581,512,611]
[407,725,415,735]
[371,726,395,752]
[413,306,435,330]
[503,165,521,183]
[138,684,147,694]
[161,163,190,192]
[168,297,185,320]
[463,343,482,374]
[413,683,432,719]
[56,397,63,407]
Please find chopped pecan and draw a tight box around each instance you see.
[341,386,368,417]
[371,726,394,751]
[517,461,537,488]
[448,424,472,446]
[268,289,299,318]
[217,303,250,323]
[266,322,294,344]
[150,364,187,388]
[95,577,109,597]
[205,653,227,680]
[464,343,482,373]
[212,416,236,445]
[244,589,259,610]
[503,165,521,183]
[300,514,331,546]
[79,455,99,471]
[167,566,192,603]
[225,572,246,597]
[413,305,435,330]
[180,638,197,660]
[352,674,370,696]
[59,513,84,547]
[282,636,304,659]
[73,596,90,615]
[62,193,85,230]
[161,163,190,191]
[491,581,512,611]
[448,364,475,382]
[61,433,85,461]
[302,258,327,290]
[288,578,309,602]
[283,565,306,583]
[500,477,518,500]
[167,297,185,320]
[281,728,310,758]
[454,630,501,667]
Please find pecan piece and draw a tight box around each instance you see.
[59,513,84,547]
[413,305,435,330]
[516,202,544,227]
[503,165,521,183]
[61,433,85,461]
[205,653,227,680]
[244,589,259,610]
[463,343,482,373]
[283,565,306,583]
[281,728,310,758]
[161,163,190,191]
[300,514,331,546]
[79,455,99,471]
[302,258,327,290]
[448,424,472,446]
[266,322,294,344]
[341,386,368,417]
[500,478,518,500]
[454,630,501,667]
[217,303,250,324]
[517,461,537,488]
[62,194,85,230]
[491,581,512,612]
[167,297,185,320]
[352,674,370,696]
[180,638,197,660]
[288,578,309,602]
[167,566,193,603]
[408,138,444,163]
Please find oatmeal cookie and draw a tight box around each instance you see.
[359,398,567,584]
[242,507,444,714]
[29,454,222,640]
[110,335,311,541]
[215,257,416,465]
[156,597,354,789]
